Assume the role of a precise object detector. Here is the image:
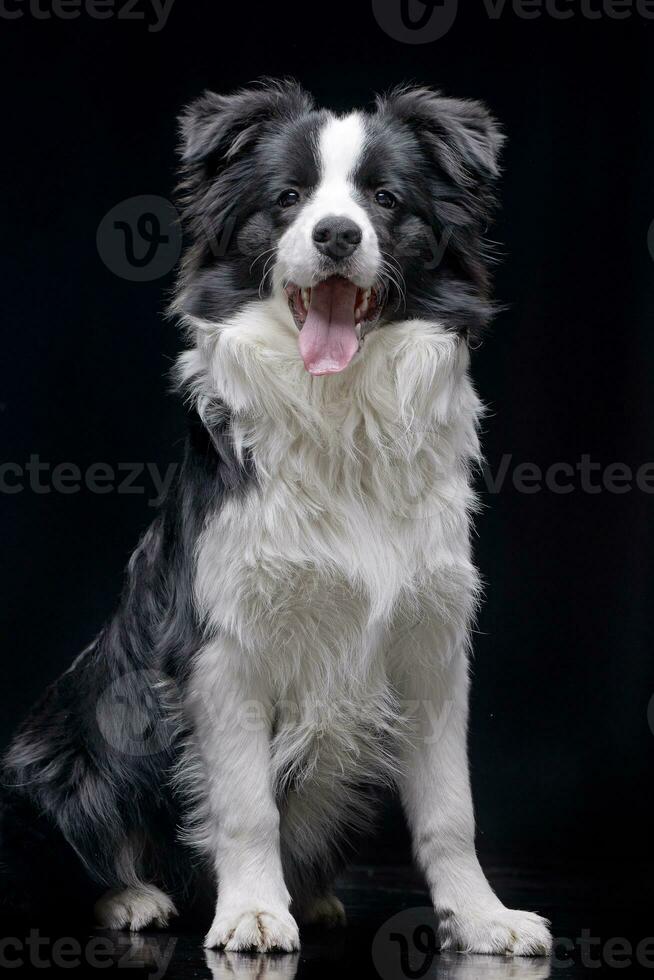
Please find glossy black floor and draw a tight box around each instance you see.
[3,863,652,978]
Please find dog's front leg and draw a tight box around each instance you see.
[189,640,299,953]
[393,620,552,957]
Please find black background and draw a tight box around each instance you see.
[1,0,653,882]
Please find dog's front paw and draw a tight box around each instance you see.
[204,904,300,953]
[438,905,552,956]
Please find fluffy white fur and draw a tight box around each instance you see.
[174,295,550,956]
[159,108,551,955]
[94,884,177,932]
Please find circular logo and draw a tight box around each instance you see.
[96,669,179,756]
[372,0,459,44]
[96,194,182,282]
[372,906,439,980]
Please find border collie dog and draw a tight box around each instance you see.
[1,80,551,956]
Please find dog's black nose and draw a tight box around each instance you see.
[312,217,362,260]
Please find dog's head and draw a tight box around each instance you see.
[175,79,503,376]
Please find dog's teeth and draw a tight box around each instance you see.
[355,299,368,322]
[301,288,310,308]
[363,288,371,301]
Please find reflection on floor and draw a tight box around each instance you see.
[3,865,652,977]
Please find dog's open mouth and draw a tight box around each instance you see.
[285,276,381,377]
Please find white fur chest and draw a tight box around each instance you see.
[181,300,483,664]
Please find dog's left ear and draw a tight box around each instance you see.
[179,78,314,173]
[377,85,504,189]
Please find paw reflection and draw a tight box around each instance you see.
[437,951,551,979]
[205,949,300,979]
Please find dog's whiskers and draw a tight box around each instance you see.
[258,252,278,299]
[379,255,407,314]
[249,246,277,276]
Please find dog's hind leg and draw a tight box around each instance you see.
[93,833,178,931]
[279,794,348,928]
[94,884,177,931]
[296,893,346,928]
[278,761,374,929]
[4,722,180,932]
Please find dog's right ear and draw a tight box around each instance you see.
[179,79,314,173]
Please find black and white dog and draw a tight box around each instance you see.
[1,80,552,956]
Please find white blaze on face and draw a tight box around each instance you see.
[276,112,381,289]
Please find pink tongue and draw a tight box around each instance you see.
[298,277,359,376]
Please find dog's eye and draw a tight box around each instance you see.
[278,189,300,208]
[375,190,397,209]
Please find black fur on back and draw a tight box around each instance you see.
[0,409,251,916]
